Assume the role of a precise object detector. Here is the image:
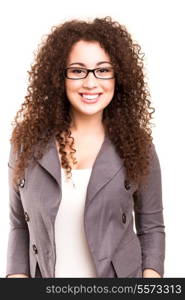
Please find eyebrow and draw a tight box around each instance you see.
[68,61,113,67]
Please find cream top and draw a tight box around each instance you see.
[54,167,97,277]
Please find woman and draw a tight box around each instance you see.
[6,16,165,278]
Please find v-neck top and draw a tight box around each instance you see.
[54,167,97,277]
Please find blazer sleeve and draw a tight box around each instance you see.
[133,143,165,277]
[6,144,30,277]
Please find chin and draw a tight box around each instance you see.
[78,107,103,116]
[81,110,101,116]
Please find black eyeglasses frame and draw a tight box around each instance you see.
[64,67,115,80]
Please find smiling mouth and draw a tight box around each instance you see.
[79,93,102,100]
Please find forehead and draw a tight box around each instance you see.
[67,40,111,66]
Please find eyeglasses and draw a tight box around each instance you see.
[64,67,115,80]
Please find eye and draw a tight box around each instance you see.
[98,68,110,73]
[70,69,82,74]
[70,68,85,74]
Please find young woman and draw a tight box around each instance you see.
[6,16,165,278]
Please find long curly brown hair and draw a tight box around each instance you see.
[10,16,155,189]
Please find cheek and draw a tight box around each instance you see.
[104,81,115,95]
[65,80,81,93]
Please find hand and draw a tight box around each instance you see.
[143,269,161,278]
[7,274,29,278]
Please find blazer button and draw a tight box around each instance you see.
[124,180,131,190]
[32,244,38,254]
[24,212,30,222]
[19,178,25,188]
[122,213,127,224]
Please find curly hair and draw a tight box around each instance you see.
[10,16,155,189]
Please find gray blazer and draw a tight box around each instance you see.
[6,135,165,278]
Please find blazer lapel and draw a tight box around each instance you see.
[35,136,61,189]
[85,135,124,210]
[35,134,124,209]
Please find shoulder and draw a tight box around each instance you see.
[149,142,161,171]
[8,142,24,169]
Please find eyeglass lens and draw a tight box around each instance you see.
[66,67,114,79]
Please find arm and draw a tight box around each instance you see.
[134,143,165,278]
[6,145,30,278]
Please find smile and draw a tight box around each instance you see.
[79,93,102,103]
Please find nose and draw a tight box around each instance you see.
[82,72,98,89]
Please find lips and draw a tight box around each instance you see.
[80,93,101,98]
[79,93,102,104]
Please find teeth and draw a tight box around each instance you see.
[82,94,99,100]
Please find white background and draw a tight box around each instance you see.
[0,0,185,277]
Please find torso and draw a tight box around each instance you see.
[55,132,105,170]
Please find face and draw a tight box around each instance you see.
[65,40,115,118]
